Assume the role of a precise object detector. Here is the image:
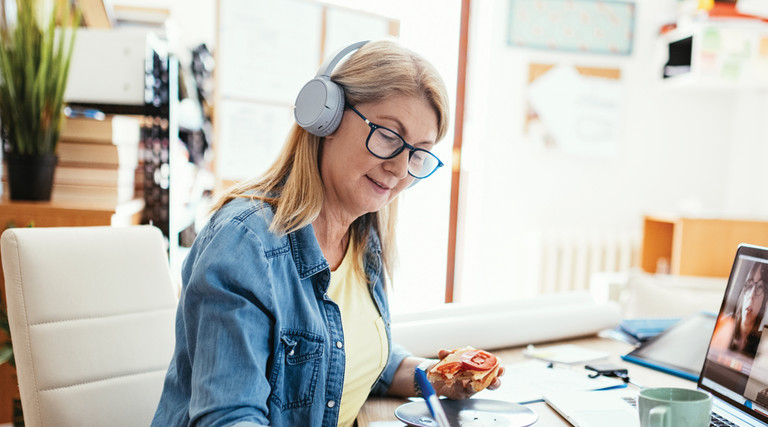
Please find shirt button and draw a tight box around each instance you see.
[336,341,343,349]
[327,400,336,408]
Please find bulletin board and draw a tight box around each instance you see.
[507,0,636,56]
[215,0,399,187]
[524,63,623,157]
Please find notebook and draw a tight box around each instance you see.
[619,317,680,341]
[544,243,768,427]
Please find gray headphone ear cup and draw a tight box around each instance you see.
[295,41,368,136]
[317,82,345,137]
[294,76,345,137]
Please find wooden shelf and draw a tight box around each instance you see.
[0,197,144,228]
[661,20,768,90]
[641,215,768,277]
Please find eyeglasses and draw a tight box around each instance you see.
[348,105,443,179]
[745,278,765,298]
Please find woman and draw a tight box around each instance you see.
[729,262,768,356]
[152,40,501,427]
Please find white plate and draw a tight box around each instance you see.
[394,398,538,427]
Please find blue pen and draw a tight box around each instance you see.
[415,367,451,427]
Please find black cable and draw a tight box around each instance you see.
[586,366,644,389]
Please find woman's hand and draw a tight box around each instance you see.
[430,349,505,400]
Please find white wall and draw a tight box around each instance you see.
[723,92,768,218]
[455,0,768,304]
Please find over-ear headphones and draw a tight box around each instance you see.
[294,40,369,137]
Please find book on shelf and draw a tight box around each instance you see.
[2,181,138,205]
[59,114,143,145]
[56,141,139,169]
[52,165,137,187]
[2,164,135,186]
[2,153,141,205]
[0,114,146,205]
[58,114,142,171]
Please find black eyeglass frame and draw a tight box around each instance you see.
[745,277,765,297]
[348,105,444,179]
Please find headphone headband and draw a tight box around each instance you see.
[316,40,369,78]
[294,41,369,137]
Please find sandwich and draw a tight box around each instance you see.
[427,346,501,392]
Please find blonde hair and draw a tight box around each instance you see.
[212,39,450,283]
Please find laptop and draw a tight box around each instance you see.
[543,243,768,427]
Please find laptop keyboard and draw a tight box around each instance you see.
[623,397,637,408]
[626,397,737,427]
[710,412,737,427]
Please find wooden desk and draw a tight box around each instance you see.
[357,335,695,426]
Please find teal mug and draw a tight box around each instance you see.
[638,387,713,427]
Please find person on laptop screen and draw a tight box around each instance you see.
[711,262,768,358]
[741,263,768,410]
[706,260,768,406]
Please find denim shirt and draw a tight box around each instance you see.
[152,197,410,427]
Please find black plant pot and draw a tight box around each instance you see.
[4,153,57,201]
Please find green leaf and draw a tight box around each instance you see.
[0,345,12,365]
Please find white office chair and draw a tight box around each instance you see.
[1,225,178,427]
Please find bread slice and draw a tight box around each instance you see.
[427,346,501,392]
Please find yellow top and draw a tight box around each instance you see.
[327,247,389,427]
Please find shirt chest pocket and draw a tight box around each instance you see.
[268,330,324,411]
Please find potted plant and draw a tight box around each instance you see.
[0,0,80,201]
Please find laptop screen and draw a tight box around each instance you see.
[699,244,768,423]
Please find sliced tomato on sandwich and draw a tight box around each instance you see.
[459,349,498,371]
[434,361,462,375]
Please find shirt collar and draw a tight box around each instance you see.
[289,218,383,282]
[289,223,330,279]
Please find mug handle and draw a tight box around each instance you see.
[649,405,669,427]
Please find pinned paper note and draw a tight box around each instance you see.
[523,344,609,364]
[526,64,622,158]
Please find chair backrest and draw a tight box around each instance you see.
[1,225,178,427]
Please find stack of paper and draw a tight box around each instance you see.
[474,360,626,404]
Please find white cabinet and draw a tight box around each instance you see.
[662,20,768,89]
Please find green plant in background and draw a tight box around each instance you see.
[0,303,12,368]
[0,0,80,156]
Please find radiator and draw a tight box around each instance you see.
[535,229,640,294]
